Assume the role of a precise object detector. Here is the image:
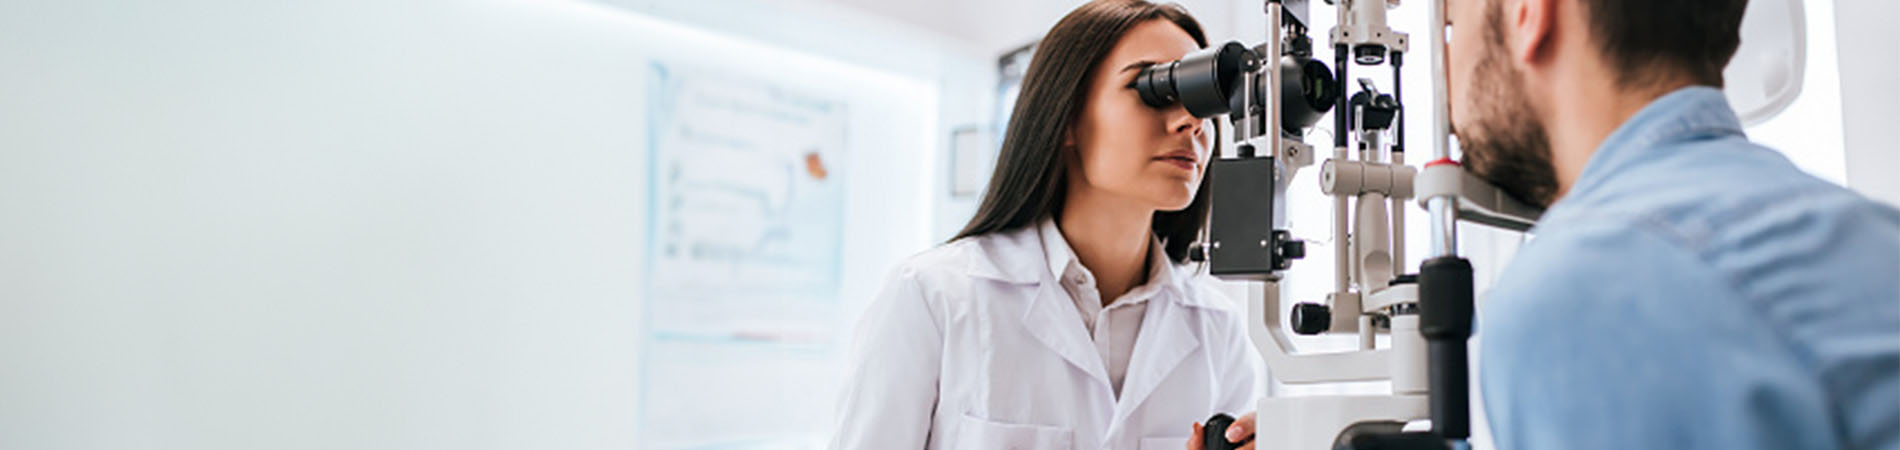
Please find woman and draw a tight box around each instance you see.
[830,1,1263,449]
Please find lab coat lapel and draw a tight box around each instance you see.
[1107,293,1202,436]
[1019,279,1114,392]
[973,225,1114,393]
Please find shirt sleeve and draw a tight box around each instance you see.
[828,266,943,450]
[1478,221,1842,450]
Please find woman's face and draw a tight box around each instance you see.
[1067,19,1212,212]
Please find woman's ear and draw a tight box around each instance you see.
[1059,128,1084,176]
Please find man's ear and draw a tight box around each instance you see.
[1512,0,1558,65]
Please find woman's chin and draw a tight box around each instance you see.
[1151,191,1196,212]
[1114,180,1196,212]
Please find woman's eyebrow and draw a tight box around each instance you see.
[1120,60,1158,73]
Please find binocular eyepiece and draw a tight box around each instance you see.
[1131,41,1339,136]
[1133,42,1252,119]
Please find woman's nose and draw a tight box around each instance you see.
[1166,104,1203,136]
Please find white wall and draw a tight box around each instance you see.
[3,0,1884,447]
[0,0,944,448]
[1833,0,1900,206]
[1743,0,1849,186]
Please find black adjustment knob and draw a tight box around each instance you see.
[1203,413,1252,450]
[1292,302,1331,335]
[1270,230,1304,271]
[1280,239,1306,260]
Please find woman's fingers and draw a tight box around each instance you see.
[1224,411,1257,444]
[1186,421,1204,450]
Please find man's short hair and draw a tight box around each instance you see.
[1579,0,1748,89]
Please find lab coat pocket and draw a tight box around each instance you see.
[954,412,1074,450]
[1139,436,1188,450]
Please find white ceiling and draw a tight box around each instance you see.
[810,0,1085,53]
[809,0,1245,55]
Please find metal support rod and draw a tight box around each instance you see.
[1425,340,1471,438]
[1427,0,1458,259]
[1390,51,1405,270]
[1266,1,1283,160]
[1335,44,1350,150]
[1427,197,1455,258]
[1419,256,1474,440]
[1421,2,1474,441]
[1333,175,1352,297]
[1392,52,1404,155]
[1239,71,1255,148]
[1332,42,1352,299]
[1391,152,1406,268]
[1428,0,1449,163]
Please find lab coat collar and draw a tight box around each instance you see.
[1106,296,1202,437]
[962,224,1047,284]
[1021,280,1116,390]
[1036,218,1182,304]
[1038,218,1080,285]
[1016,254,1207,437]
[964,221,1205,307]
[982,220,1210,437]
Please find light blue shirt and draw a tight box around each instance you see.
[1479,87,1900,450]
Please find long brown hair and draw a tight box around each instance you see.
[951,0,1216,263]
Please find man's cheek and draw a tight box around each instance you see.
[1448,72,1470,125]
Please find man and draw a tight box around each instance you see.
[1445,0,1900,448]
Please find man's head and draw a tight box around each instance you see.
[1446,0,1748,208]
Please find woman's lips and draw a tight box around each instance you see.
[1155,149,1199,171]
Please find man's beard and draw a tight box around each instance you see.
[1454,5,1560,209]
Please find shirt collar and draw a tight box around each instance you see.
[1037,218,1184,302]
[1039,218,1078,283]
[1562,86,1746,206]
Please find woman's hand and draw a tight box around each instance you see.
[1185,411,1255,450]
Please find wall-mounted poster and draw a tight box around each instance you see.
[642,60,849,449]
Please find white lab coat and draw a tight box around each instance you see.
[830,225,1264,450]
